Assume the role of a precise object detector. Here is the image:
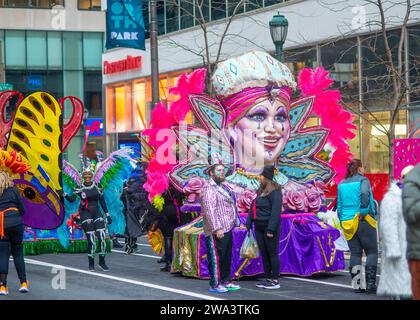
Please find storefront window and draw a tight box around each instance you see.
[47,32,63,69]
[27,31,47,69]
[245,0,263,12]
[284,46,318,81]
[265,0,281,6]
[78,0,100,10]
[228,0,244,16]
[159,77,169,102]
[211,0,226,20]
[63,32,83,71]
[83,32,103,69]
[349,115,360,159]
[409,26,420,103]
[361,30,403,109]
[196,0,210,23]
[361,110,407,173]
[5,30,26,68]
[115,86,127,132]
[320,38,358,102]
[180,1,194,29]
[133,81,147,130]
[166,0,179,33]
[84,71,102,117]
[0,0,63,8]
[157,0,165,35]
[142,0,150,39]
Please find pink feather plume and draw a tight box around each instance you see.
[143,68,207,202]
[298,67,356,184]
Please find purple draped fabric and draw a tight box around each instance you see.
[184,214,345,279]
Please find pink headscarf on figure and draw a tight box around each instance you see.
[219,84,293,125]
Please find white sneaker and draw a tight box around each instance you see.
[208,285,228,293]
[0,285,9,295]
[262,280,280,289]
[19,281,29,293]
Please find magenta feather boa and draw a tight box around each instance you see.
[298,67,356,183]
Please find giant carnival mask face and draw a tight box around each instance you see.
[228,98,291,171]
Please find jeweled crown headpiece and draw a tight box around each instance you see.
[212,51,296,125]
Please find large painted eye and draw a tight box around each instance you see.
[16,184,44,204]
[275,113,287,122]
[247,113,265,122]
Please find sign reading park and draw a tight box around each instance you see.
[106,0,145,50]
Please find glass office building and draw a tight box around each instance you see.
[0,1,105,166]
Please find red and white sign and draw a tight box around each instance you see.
[103,55,142,75]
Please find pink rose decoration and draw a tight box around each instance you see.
[183,177,205,203]
[183,177,205,194]
[285,190,307,212]
[305,188,322,212]
[312,180,326,194]
[237,190,257,213]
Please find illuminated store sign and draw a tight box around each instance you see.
[103,55,142,75]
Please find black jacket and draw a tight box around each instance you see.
[0,186,25,228]
[246,189,282,233]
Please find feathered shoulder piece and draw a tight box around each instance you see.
[0,148,31,175]
[94,148,134,190]
[62,159,82,191]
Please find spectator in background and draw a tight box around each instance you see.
[378,165,414,299]
[402,163,420,300]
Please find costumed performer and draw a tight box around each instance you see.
[60,149,134,271]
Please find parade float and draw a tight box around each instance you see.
[142,51,356,278]
[0,90,124,255]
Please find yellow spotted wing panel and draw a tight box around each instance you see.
[7,91,63,192]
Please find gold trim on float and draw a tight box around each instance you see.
[234,258,250,278]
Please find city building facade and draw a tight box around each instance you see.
[0,0,105,166]
[104,0,420,175]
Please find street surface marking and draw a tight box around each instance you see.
[24,258,224,300]
[111,249,161,259]
[283,276,352,288]
[116,240,151,247]
[109,251,356,289]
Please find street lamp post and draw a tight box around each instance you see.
[150,0,160,107]
[269,13,288,62]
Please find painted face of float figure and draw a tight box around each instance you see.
[228,98,291,171]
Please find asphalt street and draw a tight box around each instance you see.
[2,236,385,300]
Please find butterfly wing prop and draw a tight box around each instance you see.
[94,149,135,236]
[6,91,65,229]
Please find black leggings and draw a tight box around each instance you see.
[0,224,27,285]
[348,221,378,269]
[80,211,107,257]
[254,221,280,281]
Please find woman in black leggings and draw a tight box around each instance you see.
[247,165,282,290]
[0,169,28,295]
